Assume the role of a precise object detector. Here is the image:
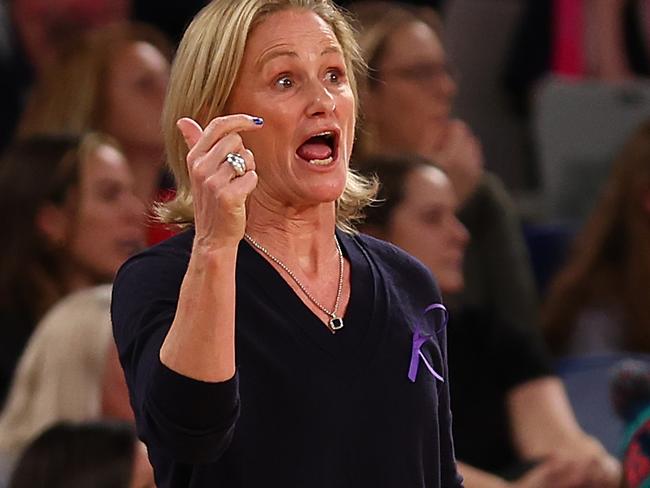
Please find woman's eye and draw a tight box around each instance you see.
[275,76,293,89]
[420,209,444,225]
[326,69,344,84]
[96,183,122,203]
[135,75,154,91]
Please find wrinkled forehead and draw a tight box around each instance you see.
[245,9,343,66]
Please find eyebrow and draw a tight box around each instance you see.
[256,45,343,69]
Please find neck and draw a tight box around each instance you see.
[120,143,165,204]
[245,193,338,275]
[62,267,102,294]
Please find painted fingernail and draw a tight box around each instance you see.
[252,117,264,125]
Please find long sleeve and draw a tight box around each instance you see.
[111,234,240,464]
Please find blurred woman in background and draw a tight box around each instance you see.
[542,119,650,356]
[18,22,173,242]
[351,0,540,333]
[0,133,145,407]
[359,153,621,488]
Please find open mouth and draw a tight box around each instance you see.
[296,130,339,166]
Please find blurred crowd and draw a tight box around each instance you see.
[0,0,649,487]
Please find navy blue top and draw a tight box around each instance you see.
[111,229,463,488]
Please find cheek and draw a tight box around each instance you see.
[72,201,115,248]
[388,217,425,255]
[243,127,290,174]
[106,84,150,126]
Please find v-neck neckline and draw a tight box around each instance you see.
[238,231,383,362]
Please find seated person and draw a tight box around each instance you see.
[350,0,540,333]
[542,120,650,357]
[358,153,621,488]
[0,133,145,407]
[18,22,174,243]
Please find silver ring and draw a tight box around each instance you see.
[225,152,246,177]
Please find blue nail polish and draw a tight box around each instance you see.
[252,117,264,125]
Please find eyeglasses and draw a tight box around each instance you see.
[379,62,457,87]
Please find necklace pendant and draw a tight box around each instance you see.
[329,316,344,333]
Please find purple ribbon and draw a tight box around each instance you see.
[408,303,448,383]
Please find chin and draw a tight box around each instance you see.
[303,177,347,203]
[440,277,464,295]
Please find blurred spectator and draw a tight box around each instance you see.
[350,1,540,332]
[0,0,130,153]
[0,133,145,407]
[0,286,137,485]
[505,0,650,117]
[130,0,207,45]
[359,153,621,488]
[18,22,172,209]
[542,120,650,356]
[8,420,153,488]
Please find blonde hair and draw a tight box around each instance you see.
[0,286,113,457]
[158,0,377,233]
[18,22,172,138]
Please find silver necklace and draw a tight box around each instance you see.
[243,233,345,334]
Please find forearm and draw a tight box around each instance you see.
[160,243,238,382]
[507,376,621,486]
[508,376,581,459]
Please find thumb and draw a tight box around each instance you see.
[176,117,203,149]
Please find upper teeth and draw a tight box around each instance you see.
[315,131,333,138]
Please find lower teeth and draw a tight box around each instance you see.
[308,157,333,166]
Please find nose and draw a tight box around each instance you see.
[305,79,336,118]
[451,216,469,248]
[440,71,457,99]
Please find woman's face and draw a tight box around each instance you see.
[226,9,355,209]
[365,20,456,157]
[102,41,170,149]
[385,166,468,294]
[66,144,145,283]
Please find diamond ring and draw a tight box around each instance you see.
[225,152,246,177]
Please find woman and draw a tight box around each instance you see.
[359,153,621,488]
[542,120,650,356]
[18,22,173,242]
[0,133,145,407]
[0,286,139,484]
[8,420,153,488]
[351,1,540,333]
[111,1,462,487]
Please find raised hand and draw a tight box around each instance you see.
[177,114,263,249]
[429,119,484,204]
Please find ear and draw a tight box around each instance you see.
[36,203,70,246]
